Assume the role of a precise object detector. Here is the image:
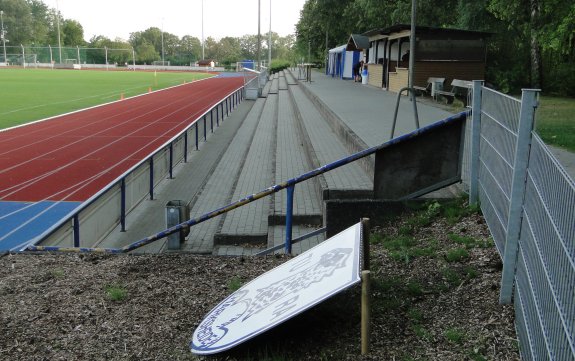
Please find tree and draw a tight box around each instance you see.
[62,19,84,46]
[136,42,159,64]
[0,0,34,45]
[27,0,51,44]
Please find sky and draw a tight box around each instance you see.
[42,0,307,42]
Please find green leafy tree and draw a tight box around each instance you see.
[0,0,34,45]
[62,19,84,46]
[136,42,159,64]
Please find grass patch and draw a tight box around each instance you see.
[446,248,470,262]
[227,276,243,291]
[407,308,424,323]
[442,267,462,287]
[536,96,575,152]
[412,324,432,341]
[406,281,424,297]
[50,269,65,279]
[379,234,438,264]
[464,266,479,279]
[105,284,128,302]
[444,328,466,344]
[0,68,212,129]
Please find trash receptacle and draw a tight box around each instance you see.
[166,200,190,250]
[431,81,443,97]
[361,68,368,85]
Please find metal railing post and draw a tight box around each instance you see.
[210,111,214,133]
[184,131,188,162]
[195,123,199,150]
[499,88,539,304]
[390,87,419,139]
[169,143,173,179]
[73,214,80,247]
[469,80,483,205]
[284,185,295,254]
[216,106,219,126]
[203,115,207,141]
[149,157,154,200]
[120,178,126,232]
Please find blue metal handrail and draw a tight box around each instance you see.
[27,111,468,254]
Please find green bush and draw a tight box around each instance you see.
[269,59,291,74]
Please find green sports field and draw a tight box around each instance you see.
[0,68,213,129]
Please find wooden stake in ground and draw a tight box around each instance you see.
[361,270,371,355]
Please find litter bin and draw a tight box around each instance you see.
[165,200,190,250]
[431,81,443,97]
[361,68,368,85]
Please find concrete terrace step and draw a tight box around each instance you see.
[212,225,325,256]
[268,224,325,255]
[271,89,322,226]
[182,99,266,253]
[279,73,288,90]
[261,81,271,98]
[289,85,373,200]
[214,94,278,246]
[269,77,279,94]
[285,70,298,85]
[95,100,255,253]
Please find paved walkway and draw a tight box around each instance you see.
[299,69,574,182]
[300,70,453,147]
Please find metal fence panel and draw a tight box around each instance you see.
[470,85,575,361]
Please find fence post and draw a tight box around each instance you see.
[469,80,483,205]
[216,106,219,126]
[284,185,295,254]
[499,88,539,304]
[211,111,214,133]
[203,115,207,141]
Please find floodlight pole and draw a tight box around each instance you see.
[0,10,6,64]
[161,19,165,65]
[56,0,62,63]
[201,0,204,60]
[257,0,261,69]
[268,0,271,67]
[408,0,416,94]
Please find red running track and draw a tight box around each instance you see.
[0,77,244,202]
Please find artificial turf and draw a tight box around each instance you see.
[0,68,213,129]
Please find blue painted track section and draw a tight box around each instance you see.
[0,201,81,251]
[216,72,244,78]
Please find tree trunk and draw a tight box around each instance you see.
[530,0,543,89]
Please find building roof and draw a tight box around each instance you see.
[362,24,492,38]
[346,34,370,51]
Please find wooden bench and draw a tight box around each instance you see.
[434,79,473,106]
[414,77,445,96]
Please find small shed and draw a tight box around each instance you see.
[355,24,490,92]
[326,45,361,80]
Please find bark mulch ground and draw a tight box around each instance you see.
[0,201,520,360]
